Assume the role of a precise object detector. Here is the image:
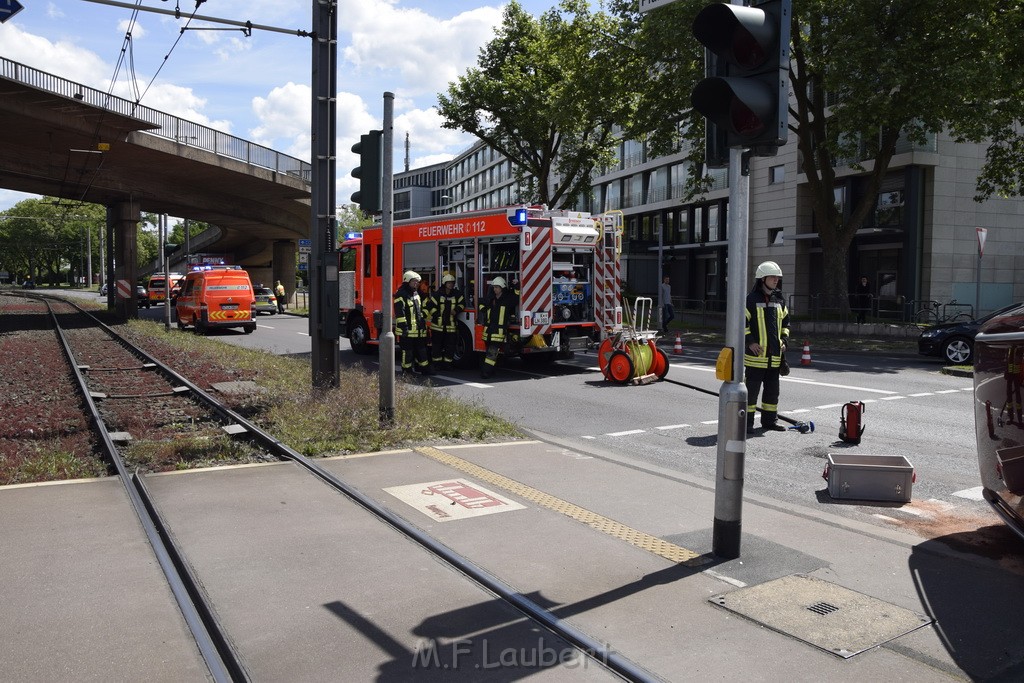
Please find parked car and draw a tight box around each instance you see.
[253,286,278,315]
[99,282,108,296]
[918,302,1024,365]
[137,285,150,307]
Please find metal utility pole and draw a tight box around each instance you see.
[380,93,396,425]
[162,213,171,331]
[713,150,749,559]
[310,0,339,388]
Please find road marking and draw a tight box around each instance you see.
[781,377,897,394]
[607,429,645,437]
[700,420,718,425]
[786,409,810,414]
[952,486,985,501]
[656,424,691,430]
[670,363,716,372]
[296,331,309,336]
[259,324,275,329]
[935,389,961,394]
[909,392,934,397]
[815,403,844,410]
[811,360,858,367]
[416,445,705,565]
[881,395,906,401]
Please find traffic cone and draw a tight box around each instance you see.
[673,333,683,355]
[801,340,812,366]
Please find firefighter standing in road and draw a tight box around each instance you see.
[395,270,432,375]
[426,273,465,368]
[744,261,790,433]
[479,276,516,379]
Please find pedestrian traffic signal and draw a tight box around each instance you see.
[690,0,791,155]
[351,130,383,214]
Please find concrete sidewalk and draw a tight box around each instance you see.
[2,436,1020,681]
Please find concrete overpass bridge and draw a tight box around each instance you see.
[0,57,312,316]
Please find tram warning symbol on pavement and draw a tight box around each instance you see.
[116,280,132,299]
[384,479,525,522]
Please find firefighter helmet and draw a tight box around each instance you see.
[402,270,421,283]
[442,273,456,284]
[755,261,783,279]
[490,276,507,288]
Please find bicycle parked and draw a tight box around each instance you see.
[914,299,973,325]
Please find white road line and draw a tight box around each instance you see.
[296,331,309,336]
[703,569,747,588]
[952,486,985,501]
[606,429,645,437]
[908,392,934,397]
[781,377,897,394]
[700,420,718,425]
[815,403,844,410]
[670,363,716,372]
[786,409,810,414]
[935,389,961,394]
[582,435,596,440]
[656,424,691,430]
[259,324,275,329]
[880,395,906,401]
[960,387,974,391]
[811,360,858,367]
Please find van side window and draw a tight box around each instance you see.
[183,280,195,297]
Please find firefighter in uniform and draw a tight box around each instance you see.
[394,270,432,375]
[744,261,790,432]
[426,273,465,368]
[479,276,516,379]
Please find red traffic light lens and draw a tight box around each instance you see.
[730,99,766,138]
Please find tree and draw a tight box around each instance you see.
[0,198,105,285]
[437,0,635,209]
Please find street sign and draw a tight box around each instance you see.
[298,262,308,271]
[298,252,309,263]
[298,245,311,254]
[639,0,678,12]
[0,0,24,24]
[116,280,131,299]
[298,239,311,247]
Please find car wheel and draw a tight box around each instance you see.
[453,323,475,369]
[244,324,256,335]
[943,337,973,365]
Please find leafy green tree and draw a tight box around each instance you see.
[0,198,106,285]
[437,0,634,209]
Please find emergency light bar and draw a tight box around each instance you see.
[506,207,528,226]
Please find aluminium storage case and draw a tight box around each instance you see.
[826,454,915,503]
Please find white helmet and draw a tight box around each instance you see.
[755,261,783,279]
[402,270,421,283]
[442,273,456,284]
[490,276,507,288]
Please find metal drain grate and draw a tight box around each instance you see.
[807,601,840,616]
[709,574,932,658]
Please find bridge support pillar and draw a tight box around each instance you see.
[273,240,297,306]
[108,201,140,319]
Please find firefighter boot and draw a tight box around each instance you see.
[746,410,757,434]
[761,410,787,431]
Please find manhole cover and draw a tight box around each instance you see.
[709,574,932,658]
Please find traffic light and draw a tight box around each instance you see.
[350,130,383,214]
[165,243,181,257]
[690,0,791,155]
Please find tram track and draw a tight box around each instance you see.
[12,292,657,682]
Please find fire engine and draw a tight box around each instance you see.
[338,206,624,367]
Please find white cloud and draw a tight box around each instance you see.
[117,19,145,39]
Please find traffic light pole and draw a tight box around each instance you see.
[713,147,749,560]
[379,93,396,426]
[310,0,339,389]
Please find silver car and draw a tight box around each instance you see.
[253,286,278,315]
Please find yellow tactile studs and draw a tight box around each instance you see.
[416,446,705,566]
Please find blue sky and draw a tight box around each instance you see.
[0,0,557,212]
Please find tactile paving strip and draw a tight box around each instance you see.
[416,445,705,565]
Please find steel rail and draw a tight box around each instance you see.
[34,294,657,682]
[39,295,247,683]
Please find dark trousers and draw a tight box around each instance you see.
[745,365,781,425]
[431,329,458,364]
[662,304,675,332]
[481,341,503,377]
[399,334,430,371]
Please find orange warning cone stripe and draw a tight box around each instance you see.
[801,340,812,366]
[673,333,683,355]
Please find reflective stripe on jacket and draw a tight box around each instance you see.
[744,287,790,369]
[427,288,465,332]
[480,291,515,343]
[394,283,427,338]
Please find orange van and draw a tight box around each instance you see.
[148,273,184,305]
[175,266,257,334]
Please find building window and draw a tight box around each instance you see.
[875,190,904,228]
[707,204,719,242]
[769,164,785,184]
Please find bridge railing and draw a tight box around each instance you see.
[1,57,311,183]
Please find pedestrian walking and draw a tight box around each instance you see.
[426,273,465,368]
[744,261,791,433]
[660,275,675,334]
[274,280,286,314]
[854,276,872,324]
[479,276,516,379]
[394,270,432,375]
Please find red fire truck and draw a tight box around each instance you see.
[338,206,623,367]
